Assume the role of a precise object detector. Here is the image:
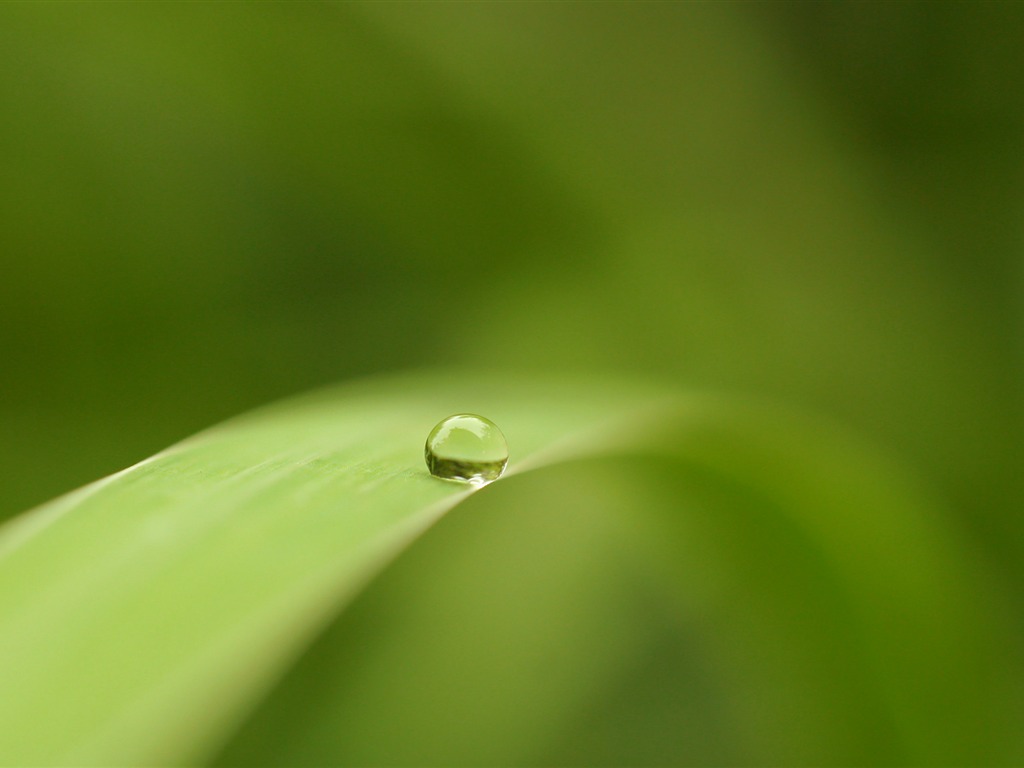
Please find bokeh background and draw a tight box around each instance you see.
[0,2,1021,761]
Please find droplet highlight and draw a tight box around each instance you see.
[425,414,508,485]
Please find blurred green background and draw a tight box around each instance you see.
[2,1,1020,567]
[0,1,1021,761]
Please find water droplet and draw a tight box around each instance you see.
[425,414,508,485]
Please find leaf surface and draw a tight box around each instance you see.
[0,372,1012,765]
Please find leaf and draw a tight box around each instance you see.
[0,372,1013,765]
[0,372,674,765]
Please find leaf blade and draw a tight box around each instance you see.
[0,372,673,765]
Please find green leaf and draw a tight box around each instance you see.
[0,372,1014,765]
[0,372,672,765]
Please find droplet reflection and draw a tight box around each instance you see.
[425,414,508,485]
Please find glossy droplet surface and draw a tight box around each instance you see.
[425,414,508,485]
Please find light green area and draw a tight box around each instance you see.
[0,373,666,765]
[0,373,1018,765]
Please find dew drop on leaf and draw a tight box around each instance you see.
[425,414,508,485]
